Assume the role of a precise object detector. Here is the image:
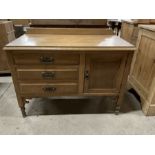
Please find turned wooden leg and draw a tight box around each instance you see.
[115,95,122,115]
[112,96,120,115]
[20,98,27,117]
[115,105,120,115]
[20,106,26,117]
[16,95,28,117]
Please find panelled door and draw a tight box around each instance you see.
[84,52,128,94]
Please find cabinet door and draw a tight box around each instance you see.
[84,53,127,94]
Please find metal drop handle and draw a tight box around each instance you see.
[42,86,56,92]
[42,71,55,79]
[40,56,54,64]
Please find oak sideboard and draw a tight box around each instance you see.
[4,29,135,117]
[0,21,15,73]
[121,19,155,45]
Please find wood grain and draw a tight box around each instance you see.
[5,34,134,50]
[0,21,15,72]
[13,52,80,65]
[26,28,113,35]
[30,19,108,26]
[129,25,155,115]
[84,53,128,94]
[20,83,78,96]
[121,21,138,45]
[17,67,79,81]
[4,30,135,116]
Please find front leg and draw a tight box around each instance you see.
[112,96,120,115]
[20,98,27,117]
[115,105,120,115]
[20,106,26,117]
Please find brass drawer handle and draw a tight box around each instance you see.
[40,56,54,64]
[42,86,56,92]
[42,71,55,79]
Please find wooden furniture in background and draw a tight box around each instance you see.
[0,21,15,73]
[4,29,135,117]
[10,19,29,38]
[120,19,155,45]
[11,19,30,26]
[128,25,155,116]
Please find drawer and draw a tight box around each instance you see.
[19,83,78,95]
[13,52,80,65]
[17,67,79,81]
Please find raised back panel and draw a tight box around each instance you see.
[26,28,114,35]
[30,19,108,27]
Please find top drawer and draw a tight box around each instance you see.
[13,52,80,65]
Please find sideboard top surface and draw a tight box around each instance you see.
[4,34,135,51]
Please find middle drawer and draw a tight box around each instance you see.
[16,66,79,81]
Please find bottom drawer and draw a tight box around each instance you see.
[19,83,78,96]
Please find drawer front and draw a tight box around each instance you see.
[19,83,78,95]
[13,52,80,65]
[17,68,79,81]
